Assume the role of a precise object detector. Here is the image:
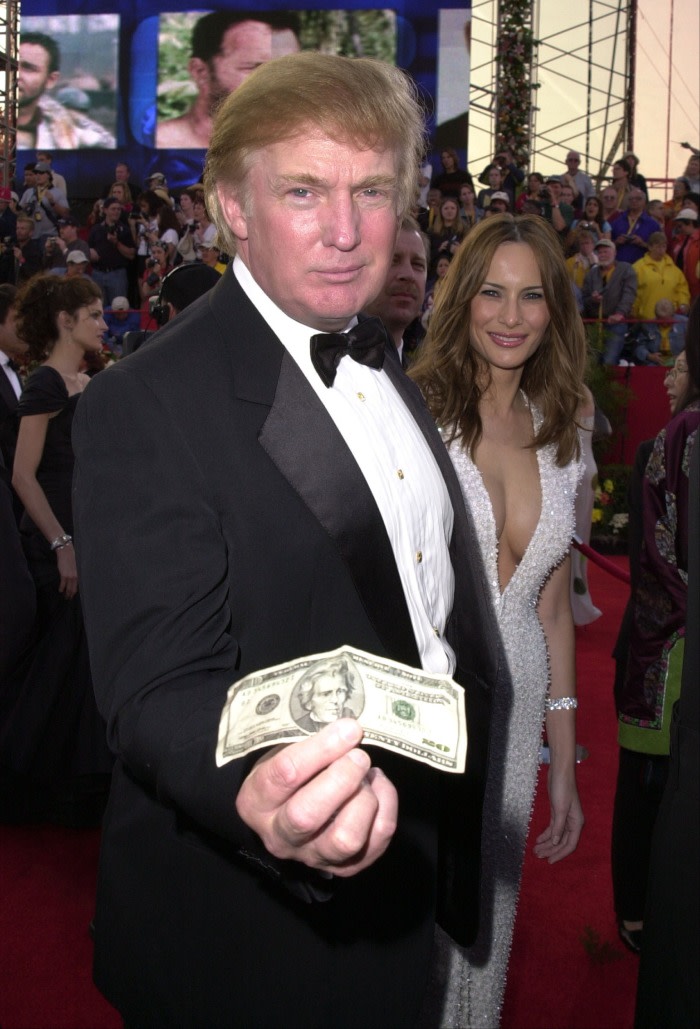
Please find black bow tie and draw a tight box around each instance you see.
[310,317,387,388]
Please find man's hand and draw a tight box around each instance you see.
[236,718,398,878]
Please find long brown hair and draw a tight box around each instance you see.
[410,214,587,466]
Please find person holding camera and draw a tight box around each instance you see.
[88,197,135,305]
[42,216,90,274]
[17,160,69,244]
[12,214,44,285]
[139,241,173,316]
[536,177,574,242]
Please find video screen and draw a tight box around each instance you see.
[17,14,119,151]
[13,2,470,197]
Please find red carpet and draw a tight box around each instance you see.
[0,558,635,1029]
[502,554,638,1029]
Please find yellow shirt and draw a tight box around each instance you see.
[632,253,691,319]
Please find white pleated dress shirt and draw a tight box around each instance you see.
[234,257,455,675]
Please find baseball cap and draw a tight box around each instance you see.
[0,186,11,202]
[66,250,89,264]
[490,191,510,203]
[146,171,167,185]
[35,161,51,172]
[674,208,698,221]
[110,296,130,311]
[58,216,78,227]
[594,239,616,250]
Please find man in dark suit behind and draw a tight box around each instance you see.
[73,52,502,1028]
[0,285,25,489]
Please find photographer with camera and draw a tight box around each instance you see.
[12,214,43,285]
[89,197,135,305]
[42,216,91,274]
[17,161,69,243]
[536,177,574,242]
[139,241,173,316]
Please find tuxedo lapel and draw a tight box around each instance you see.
[259,352,420,667]
[0,366,19,412]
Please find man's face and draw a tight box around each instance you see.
[560,184,575,205]
[18,43,59,107]
[219,129,400,331]
[488,167,502,188]
[595,245,615,268]
[612,164,628,184]
[628,188,645,212]
[364,228,427,341]
[307,674,349,723]
[566,152,580,170]
[115,163,129,182]
[35,170,50,190]
[202,21,300,109]
[489,200,508,214]
[427,188,441,210]
[16,220,33,243]
[24,168,37,188]
[59,223,77,242]
[0,308,29,359]
[104,202,122,226]
[601,190,617,212]
[546,180,561,202]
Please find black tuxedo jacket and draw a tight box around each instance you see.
[73,266,504,1027]
[0,360,19,471]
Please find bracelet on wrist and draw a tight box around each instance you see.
[545,696,577,712]
[49,533,73,551]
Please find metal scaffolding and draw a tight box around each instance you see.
[469,0,635,182]
[0,0,19,187]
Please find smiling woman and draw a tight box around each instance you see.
[1,274,113,827]
[410,213,588,1027]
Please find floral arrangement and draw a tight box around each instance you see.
[590,465,632,542]
[495,0,539,160]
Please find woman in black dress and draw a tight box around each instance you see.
[1,275,113,825]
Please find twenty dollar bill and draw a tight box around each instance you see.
[216,645,466,773]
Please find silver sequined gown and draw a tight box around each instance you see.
[439,399,581,1028]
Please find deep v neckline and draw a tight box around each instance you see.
[471,399,544,598]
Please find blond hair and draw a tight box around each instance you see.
[204,52,426,255]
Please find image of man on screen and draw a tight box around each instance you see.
[17,32,116,150]
[156,11,301,149]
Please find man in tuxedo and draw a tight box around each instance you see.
[73,52,501,1028]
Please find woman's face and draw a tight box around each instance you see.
[673,178,688,199]
[436,257,451,278]
[67,301,106,353]
[528,174,542,193]
[193,200,207,221]
[469,242,550,377]
[460,184,474,206]
[441,150,456,172]
[152,244,168,266]
[179,193,194,215]
[578,235,595,257]
[585,198,600,218]
[664,351,689,414]
[441,200,459,224]
[111,184,125,203]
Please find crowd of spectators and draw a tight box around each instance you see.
[0,157,230,351]
[416,147,699,364]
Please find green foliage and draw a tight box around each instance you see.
[584,326,634,464]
